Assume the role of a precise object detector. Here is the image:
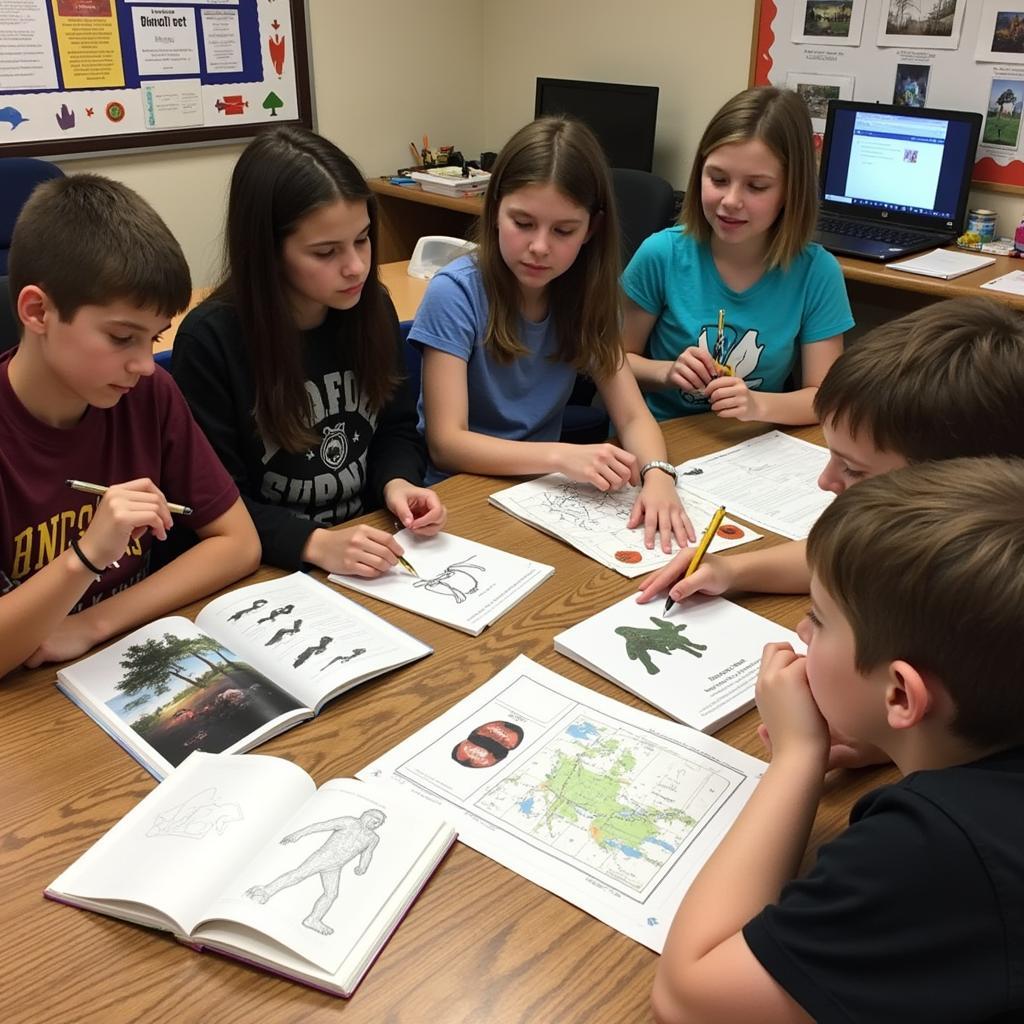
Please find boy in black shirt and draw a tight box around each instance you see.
[653,458,1024,1024]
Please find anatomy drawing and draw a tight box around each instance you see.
[257,603,295,625]
[146,787,243,839]
[318,648,366,672]
[539,484,630,533]
[228,598,268,622]
[265,618,303,646]
[614,617,707,675]
[413,557,485,603]
[293,635,332,668]
[244,809,385,934]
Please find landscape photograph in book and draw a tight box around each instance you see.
[104,632,304,767]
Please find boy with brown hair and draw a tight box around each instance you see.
[652,457,1024,1024]
[638,295,1024,602]
[0,174,260,676]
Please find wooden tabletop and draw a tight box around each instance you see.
[0,415,897,1023]
[368,177,486,215]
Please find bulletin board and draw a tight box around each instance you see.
[0,0,312,158]
[750,0,1024,193]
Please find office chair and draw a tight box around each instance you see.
[0,276,19,354]
[562,168,677,442]
[0,158,65,275]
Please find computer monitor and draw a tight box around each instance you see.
[534,78,659,172]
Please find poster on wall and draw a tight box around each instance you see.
[0,0,311,157]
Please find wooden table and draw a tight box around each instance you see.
[0,416,897,1024]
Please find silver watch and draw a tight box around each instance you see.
[639,460,677,483]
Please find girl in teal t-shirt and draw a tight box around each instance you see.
[623,87,853,424]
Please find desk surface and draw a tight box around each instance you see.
[0,415,895,1024]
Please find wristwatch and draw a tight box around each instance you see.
[639,460,678,483]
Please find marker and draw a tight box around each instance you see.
[664,506,726,614]
[65,479,193,516]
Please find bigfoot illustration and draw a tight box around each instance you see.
[244,809,386,934]
[318,648,366,672]
[293,635,332,668]
[228,598,268,622]
[413,557,485,603]
[614,617,707,675]
[265,618,303,646]
[257,603,294,625]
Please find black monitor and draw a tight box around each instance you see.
[534,78,659,172]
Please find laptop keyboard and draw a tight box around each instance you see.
[817,215,931,247]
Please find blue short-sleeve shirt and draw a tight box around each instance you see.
[621,228,854,420]
[410,255,576,482]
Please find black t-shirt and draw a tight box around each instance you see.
[172,297,425,570]
[743,746,1024,1023]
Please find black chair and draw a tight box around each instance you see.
[0,276,18,354]
[0,158,65,275]
[562,168,677,442]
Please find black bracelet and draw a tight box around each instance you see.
[70,536,104,578]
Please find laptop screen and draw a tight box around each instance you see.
[820,103,980,230]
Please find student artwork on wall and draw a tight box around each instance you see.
[751,0,1024,191]
[0,0,311,158]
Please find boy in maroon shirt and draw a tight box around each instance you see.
[0,174,260,676]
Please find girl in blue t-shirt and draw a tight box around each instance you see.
[413,117,693,550]
[623,87,853,424]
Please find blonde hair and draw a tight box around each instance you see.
[681,87,818,269]
[474,117,623,380]
[806,457,1024,748]
[814,296,1024,461]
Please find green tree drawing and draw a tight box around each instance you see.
[262,92,283,117]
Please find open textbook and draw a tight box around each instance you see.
[328,530,554,635]
[676,430,834,540]
[358,656,765,952]
[57,572,431,779]
[488,475,759,577]
[45,752,456,997]
[554,593,802,733]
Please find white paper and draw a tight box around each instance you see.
[200,7,242,73]
[328,531,553,636]
[981,269,1024,295]
[889,248,996,279]
[489,476,759,578]
[358,656,765,952]
[554,593,803,733]
[141,78,202,129]
[131,6,200,76]
[676,431,833,541]
[0,0,58,91]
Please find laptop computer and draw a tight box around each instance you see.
[814,100,982,262]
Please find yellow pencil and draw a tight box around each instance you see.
[713,309,734,376]
[397,553,418,577]
[66,479,193,516]
[664,505,726,614]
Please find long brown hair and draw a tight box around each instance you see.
[474,117,623,380]
[681,87,818,269]
[215,126,399,452]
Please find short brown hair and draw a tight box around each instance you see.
[475,117,623,380]
[8,173,191,321]
[807,457,1024,748]
[814,296,1024,461]
[681,87,818,269]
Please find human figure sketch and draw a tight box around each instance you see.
[413,557,485,603]
[146,787,243,839]
[265,618,303,646]
[614,617,707,675]
[318,648,366,672]
[293,635,332,668]
[227,598,268,622]
[244,809,386,934]
[257,603,294,625]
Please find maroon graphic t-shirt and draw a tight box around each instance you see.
[0,351,238,610]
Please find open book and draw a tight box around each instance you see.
[358,655,765,952]
[488,474,759,577]
[57,572,431,779]
[45,752,456,997]
[328,529,554,635]
[554,593,802,733]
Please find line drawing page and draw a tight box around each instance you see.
[489,476,759,577]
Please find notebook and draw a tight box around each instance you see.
[814,100,981,263]
[889,248,995,280]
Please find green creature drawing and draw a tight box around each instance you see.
[614,617,707,675]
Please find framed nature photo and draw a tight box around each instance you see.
[791,0,866,46]
[784,71,855,130]
[877,0,965,49]
[975,2,1024,64]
